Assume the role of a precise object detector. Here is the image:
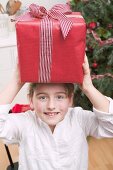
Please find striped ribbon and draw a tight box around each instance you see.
[29,3,73,82]
[39,16,53,82]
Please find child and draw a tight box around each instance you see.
[0,56,113,170]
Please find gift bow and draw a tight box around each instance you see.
[29,3,73,39]
[17,4,73,82]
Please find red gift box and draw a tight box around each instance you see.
[16,4,86,83]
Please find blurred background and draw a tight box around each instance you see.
[71,0,113,110]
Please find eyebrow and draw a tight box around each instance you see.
[35,92,47,96]
[35,92,67,96]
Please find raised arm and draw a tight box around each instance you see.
[0,64,24,104]
[80,55,109,112]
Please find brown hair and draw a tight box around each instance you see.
[28,83,74,98]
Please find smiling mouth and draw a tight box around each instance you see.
[44,112,59,117]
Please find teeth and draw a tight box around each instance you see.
[44,112,59,116]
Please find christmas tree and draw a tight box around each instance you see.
[70,0,113,110]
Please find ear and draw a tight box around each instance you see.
[29,101,34,110]
[27,95,34,110]
[68,93,74,107]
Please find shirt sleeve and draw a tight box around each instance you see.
[76,97,113,138]
[0,104,11,114]
[91,97,113,138]
[107,97,113,113]
[0,104,23,144]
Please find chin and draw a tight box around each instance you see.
[41,114,65,126]
[47,119,63,126]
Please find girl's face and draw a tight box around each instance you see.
[29,83,73,132]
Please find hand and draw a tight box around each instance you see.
[13,63,24,86]
[79,55,93,93]
[13,63,21,83]
[79,55,109,112]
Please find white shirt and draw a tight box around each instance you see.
[0,98,113,170]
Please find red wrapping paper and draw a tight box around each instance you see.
[16,12,86,83]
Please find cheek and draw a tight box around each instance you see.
[59,101,70,111]
[34,102,46,112]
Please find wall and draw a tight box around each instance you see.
[1,0,67,10]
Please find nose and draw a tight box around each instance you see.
[47,98,56,111]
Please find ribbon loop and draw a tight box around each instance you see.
[49,8,73,39]
[29,4,48,18]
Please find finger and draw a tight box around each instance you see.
[83,55,90,74]
[84,54,89,67]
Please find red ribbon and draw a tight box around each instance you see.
[17,3,73,82]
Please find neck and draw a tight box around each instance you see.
[49,125,56,133]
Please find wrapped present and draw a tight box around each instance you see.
[16,3,86,83]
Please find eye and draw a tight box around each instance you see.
[56,95,66,100]
[38,96,48,101]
